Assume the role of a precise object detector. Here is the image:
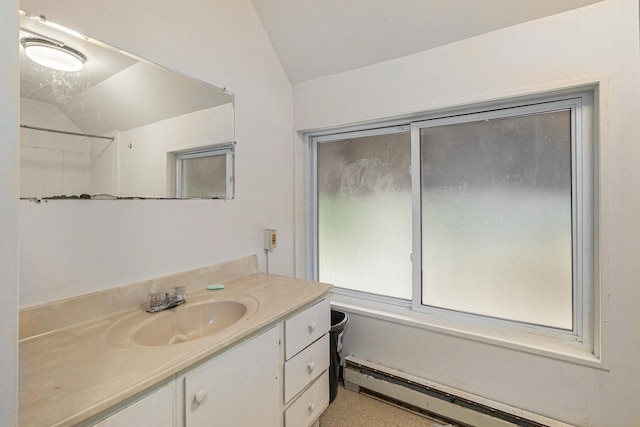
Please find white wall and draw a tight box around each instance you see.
[293,0,640,426]
[0,0,19,424]
[18,0,294,307]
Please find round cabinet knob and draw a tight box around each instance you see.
[194,389,208,405]
[307,361,316,373]
[308,322,316,333]
[308,402,316,413]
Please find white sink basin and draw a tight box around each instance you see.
[132,300,250,346]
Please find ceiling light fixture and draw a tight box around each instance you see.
[21,37,86,72]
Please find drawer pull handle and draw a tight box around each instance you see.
[308,322,316,333]
[307,361,316,372]
[308,402,316,413]
[194,389,208,405]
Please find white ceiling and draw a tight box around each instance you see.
[250,0,604,84]
[19,1,605,133]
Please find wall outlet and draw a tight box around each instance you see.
[263,229,277,251]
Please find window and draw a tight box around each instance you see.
[310,91,595,349]
[315,127,412,300]
[175,143,234,199]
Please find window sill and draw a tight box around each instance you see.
[330,292,607,370]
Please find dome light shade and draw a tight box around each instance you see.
[21,38,86,72]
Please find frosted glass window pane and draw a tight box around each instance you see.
[180,154,226,198]
[318,132,412,299]
[420,110,573,329]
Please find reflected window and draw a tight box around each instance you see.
[176,143,234,199]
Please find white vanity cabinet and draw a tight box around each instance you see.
[85,298,331,427]
[181,297,331,427]
[283,298,331,426]
[182,325,281,427]
[90,381,176,427]
[19,260,334,427]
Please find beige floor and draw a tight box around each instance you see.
[319,383,456,427]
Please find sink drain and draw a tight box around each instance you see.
[169,334,189,344]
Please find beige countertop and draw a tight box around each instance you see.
[19,270,331,427]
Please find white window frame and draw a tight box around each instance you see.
[410,96,594,351]
[307,89,598,360]
[175,142,235,199]
[309,124,412,305]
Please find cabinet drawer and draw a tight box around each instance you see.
[284,371,329,427]
[284,333,329,403]
[285,298,330,360]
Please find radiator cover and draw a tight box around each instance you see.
[343,356,574,427]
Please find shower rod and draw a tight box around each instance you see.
[20,124,115,141]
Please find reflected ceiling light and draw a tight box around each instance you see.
[21,37,86,72]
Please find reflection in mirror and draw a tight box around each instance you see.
[19,11,235,200]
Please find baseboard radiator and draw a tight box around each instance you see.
[343,356,574,427]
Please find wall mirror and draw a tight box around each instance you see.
[19,11,235,200]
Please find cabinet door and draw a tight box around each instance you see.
[92,381,175,427]
[185,326,280,427]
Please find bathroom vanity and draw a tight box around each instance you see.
[19,256,332,426]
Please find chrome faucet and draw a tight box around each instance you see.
[146,286,186,313]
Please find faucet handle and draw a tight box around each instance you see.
[146,287,185,313]
[170,286,186,299]
[167,286,186,305]
[148,292,166,310]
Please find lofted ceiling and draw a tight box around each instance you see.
[250,0,604,84]
[18,1,606,133]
